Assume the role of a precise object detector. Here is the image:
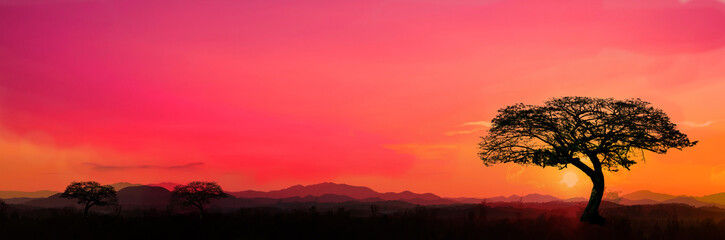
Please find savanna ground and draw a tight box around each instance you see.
[1,201,725,240]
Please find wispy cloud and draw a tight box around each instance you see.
[444,129,484,136]
[679,121,714,128]
[461,121,493,127]
[84,162,204,171]
[444,121,493,136]
[384,144,457,150]
[505,165,526,181]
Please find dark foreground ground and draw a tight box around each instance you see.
[2,201,725,240]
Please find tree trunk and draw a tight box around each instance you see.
[580,171,605,225]
[84,204,91,219]
[196,204,204,219]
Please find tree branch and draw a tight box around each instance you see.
[568,157,595,177]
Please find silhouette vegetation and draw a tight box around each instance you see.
[60,181,118,218]
[478,97,697,224]
[2,200,725,240]
[171,181,229,218]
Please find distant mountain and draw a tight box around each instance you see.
[232,182,379,199]
[117,186,172,208]
[10,182,452,209]
[23,193,78,208]
[445,197,486,204]
[7,182,725,210]
[1,197,38,204]
[622,190,677,202]
[663,197,721,208]
[450,191,725,208]
[19,186,174,210]
[484,194,562,203]
[380,191,442,201]
[269,194,358,204]
[697,192,725,205]
[619,190,725,207]
[619,198,660,205]
[0,190,58,199]
[229,182,454,205]
[454,195,616,204]
[147,182,182,190]
[111,182,143,191]
[564,197,588,202]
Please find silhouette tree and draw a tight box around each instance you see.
[171,181,229,218]
[478,97,696,224]
[60,181,118,218]
[604,190,623,204]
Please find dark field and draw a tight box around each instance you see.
[2,201,725,240]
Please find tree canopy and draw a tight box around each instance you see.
[60,181,118,218]
[478,96,696,224]
[479,97,696,173]
[172,181,229,218]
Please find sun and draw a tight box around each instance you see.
[561,171,578,188]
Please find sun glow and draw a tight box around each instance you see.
[561,171,578,188]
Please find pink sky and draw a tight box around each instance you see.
[2,0,725,198]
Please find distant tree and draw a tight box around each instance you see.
[478,97,696,224]
[0,199,7,220]
[171,181,229,218]
[604,190,623,204]
[370,204,379,217]
[60,181,118,218]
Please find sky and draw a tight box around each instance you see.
[1,0,725,198]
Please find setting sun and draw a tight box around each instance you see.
[561,171,578,188]
[2,0,725,238]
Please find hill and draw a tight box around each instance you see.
[698,192,725,205]
[111,182,143,190]
[229,182,454,205]
[0,190,58,199]
[622,190,677,202]
[6,182,725,209]
[147,182,182,190]
[22,193,78,208]
[117,186,172,208]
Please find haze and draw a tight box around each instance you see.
[1,0,725,199]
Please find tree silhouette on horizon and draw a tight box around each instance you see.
[60,181,118,218]
[171,181,229,218]
[478,96,697,224]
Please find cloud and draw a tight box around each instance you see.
[505,165,526,181]
[711,165,725,183]
[679,121,714,128]
[445,128,485,136]
[84,162,204,171]
[461,121,493,127]
[444,121,493,136]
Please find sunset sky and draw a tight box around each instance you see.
[2,0,725,199]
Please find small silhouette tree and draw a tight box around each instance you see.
[604,190,623,204]
[171,181,229,218]
[478,97,696,224]
[60,181,118,218]
[0,199,7,212]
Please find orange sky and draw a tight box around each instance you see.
[1,0,725,198]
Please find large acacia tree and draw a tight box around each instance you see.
[60,181,118,218]
[478,97,696,224]
[172,181,229,218]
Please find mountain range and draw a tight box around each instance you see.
[0,190,58,199]
[3,182,725,209]
[229,182,450,204]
